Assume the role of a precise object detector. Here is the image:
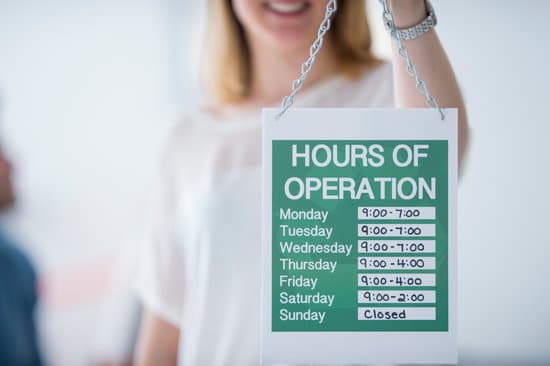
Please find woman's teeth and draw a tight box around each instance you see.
[266,1,307,14]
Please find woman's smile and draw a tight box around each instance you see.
[263,1,311,17]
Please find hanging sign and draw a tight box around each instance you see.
[261,108,458,364]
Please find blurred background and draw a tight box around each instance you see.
[0,0,548,365]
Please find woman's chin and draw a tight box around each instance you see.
[262,30,315,54]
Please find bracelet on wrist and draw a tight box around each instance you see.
[385,0,437,41]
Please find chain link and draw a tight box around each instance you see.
[380,0,445,120]
[277,0,337,119]
[277,0,444,120]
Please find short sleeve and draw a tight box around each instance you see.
[134,126,186,327]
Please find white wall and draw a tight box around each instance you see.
[0,0,548,365]
[435,1,550,363]
[0,0,201,364]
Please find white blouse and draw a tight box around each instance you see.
[136,62,394,366]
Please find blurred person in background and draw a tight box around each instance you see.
[134,0,469,365]
[0,144,42,365]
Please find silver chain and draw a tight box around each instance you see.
[380,0,445,120]
[277,0,444,121]
[277,0,337,119]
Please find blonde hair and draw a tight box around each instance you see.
[201,0,380,104]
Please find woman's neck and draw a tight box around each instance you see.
[245,36,339,108]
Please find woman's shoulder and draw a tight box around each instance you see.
[163,105,232,143]
[171,103,258,133]
[156,109,207,171]
[158,104,258,169]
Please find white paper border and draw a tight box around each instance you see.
[261,108,458,365]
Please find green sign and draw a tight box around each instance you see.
[271,140,448,332]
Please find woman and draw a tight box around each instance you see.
[134,0,469,365]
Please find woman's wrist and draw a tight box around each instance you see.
[389,0,428,28]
